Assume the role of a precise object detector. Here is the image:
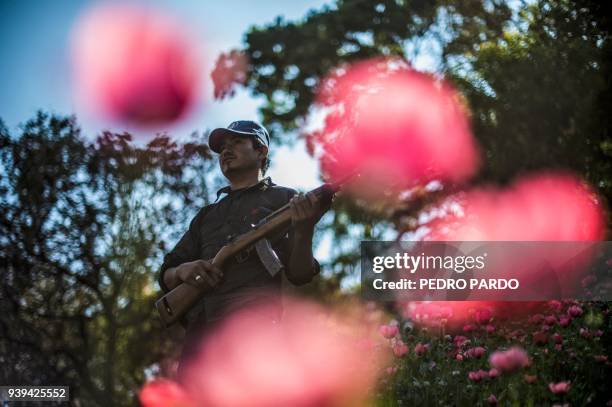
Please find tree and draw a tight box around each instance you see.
[214,0,610,271]
[0,112,216,406]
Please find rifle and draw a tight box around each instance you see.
[155,174,355,327]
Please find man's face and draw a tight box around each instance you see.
[218,134,266,176]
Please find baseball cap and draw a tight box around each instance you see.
[208,120,270,153]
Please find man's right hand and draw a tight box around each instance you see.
[176,260,224,290]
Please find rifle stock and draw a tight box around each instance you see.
[155,179,348,327]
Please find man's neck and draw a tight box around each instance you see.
[228,170,264,191]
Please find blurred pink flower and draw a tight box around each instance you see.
[313,57,479,193]
[465,346,486,359]
[139,379,194,407]
[489,347,529,373]
[524,374,538,384]
[463,324,477,332]
[568,305,583,317]
[392,340,409,358]
[529,314,545,325]
[558,315,572,327]
[180,297,385,407]
[453,335,469,347]
[427,172,605,242]
[487,394,498,405]
[414,343,430,356]
[71,3,201,128]
[548,300,563,312]
[468,370,488,382]
[532,331,549,345]
[580,328,591,338]
[379,324,399,339]
[549,381,571,394]
[456,354,464,361]
[485,324,496,334]
[488,368,500,378]
[475,309,493,325]
[594,355,608,362]
[386,366,399,375]
[552,333,563,344]
[544,315,557,326]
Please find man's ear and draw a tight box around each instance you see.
[258,145,268,160]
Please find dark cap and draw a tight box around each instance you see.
[208,120,270,153]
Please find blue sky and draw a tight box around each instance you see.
[0,0,333,189]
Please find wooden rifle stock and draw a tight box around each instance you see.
[155,180,346,327]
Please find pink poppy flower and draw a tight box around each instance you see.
[379,324,399,339]
[475,309,493,325]
[558,315,572,327]
[386,366,399,375]
[549,381,571,394]
[463,324,477,332]
[489,347,529,373]
[71,4,201,128]
[544,315,557,326]
[139,379,195,407]
[485,324,496,334]
[547,300,562,312]
[532,331,549,345]
[488,368,500,378]
[313,57,479,193]
[414,343,430,356]
[568,305,583,317]
[392,340,409,358]
[487,394,498,405]
[453,335,469,347]
[465,346,486,359]
[468,370,489,382]
[179,297,385,407]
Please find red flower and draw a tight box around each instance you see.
[549,381,571,394]
[468,370,489,382]
[544,315,557,326]
[139,379,194,407]
[475,309,493,325]
[465,346,486,359]
[532,331,549,345]
[379,324,399,339]
[488,368,500,378]
[558,315,572,327]
[392,340,409,358]
[453,335,469,347]
[567,305,583,317]
[552,333,563,344]
[489,347,529,373]
[414,343,430,356]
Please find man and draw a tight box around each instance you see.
[158,120,328,379]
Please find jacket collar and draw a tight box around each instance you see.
[215,176,274,201]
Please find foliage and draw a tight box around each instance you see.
[0,112,216,406]
[234,0,611,240]
[375,301,612,406]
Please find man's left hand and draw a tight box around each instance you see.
[289,192,328,234]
